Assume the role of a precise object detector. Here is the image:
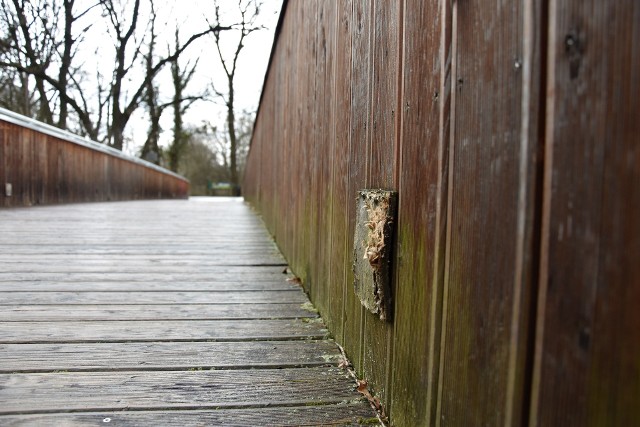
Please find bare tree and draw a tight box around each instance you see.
[100,0,230,151]
[0,0,58,123]
[208,0,263,194]
[139,2,164,164]
[167,29,200,172]
[0,0,102,137]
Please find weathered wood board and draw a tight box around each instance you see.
[0,404,378,426]
[0,368,361,414]
[0,199,376,425]
[0,341,341,373]
[0,303,316,322]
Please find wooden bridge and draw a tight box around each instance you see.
[0,198,378,425]
[2,0,639,422]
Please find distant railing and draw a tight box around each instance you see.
[0,107,189,207]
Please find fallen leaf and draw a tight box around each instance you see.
[286,276,303,286]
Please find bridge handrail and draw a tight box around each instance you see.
[0,107,186,182]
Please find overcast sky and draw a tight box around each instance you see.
[92,0,283,154]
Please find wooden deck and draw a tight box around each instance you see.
[0,198,377,426]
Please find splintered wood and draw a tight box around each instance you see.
[0,199,377,426]
[353,190,397,321]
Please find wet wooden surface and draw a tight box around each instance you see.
[0,198,377,425]
[244,1,639,426]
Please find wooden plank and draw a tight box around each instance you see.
[0,403,378,426]
[0,291,306,305]
[0,303,317,322]
[0,282,297,292]
[0,368,364,414]
[360,0,402,410]
[0,319,328,343]
[309,0,336,331]
[327,0,353,346]
[343,0,372,376]
[0,272,291,283]
[0,252,283,260]
[0,117,188,207]
[0,341,341,373]
[390,0,450,424]
[0,265,289,274]
[437,0,540,425]
[530,1,640,425]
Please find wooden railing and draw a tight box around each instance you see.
[0,108,189,207]
[244,1,639,426]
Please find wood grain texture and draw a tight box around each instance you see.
[0,282,298,292]
[343,0,372,377]
[436,1,542,425]
[360,0,401,411]
[327,0,353,346]
[0,303,317,322]
[0,404,378,427]
[244,1,639,425]
[0,341,341,373]
[0,198,376,424]
[0,319,327,344]
[0,291,307,305]
[0,368,362,414]
[0,118,188,208]
[531,1,640,426]
[390,0,450,424]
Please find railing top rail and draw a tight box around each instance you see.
[0,107,187,182]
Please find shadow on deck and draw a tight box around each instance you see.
[0,198,377,426]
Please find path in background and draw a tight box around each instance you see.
[0,198,376,425]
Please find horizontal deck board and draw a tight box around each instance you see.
[0,291,307,305]
[0,303,316,322]
[0,404,378,426]
[0,319,328,344]
[0,199,375,423]
[0,341,341,373]
[0,282,299,292]
[0,368,361,414]
[0,272,293,282]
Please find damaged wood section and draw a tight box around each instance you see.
[353,190,397,321]
[0,199,377,425]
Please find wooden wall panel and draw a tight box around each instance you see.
[0,117,188,208]
[311,1,337,328]
[361,0,401,408]
[390,0,450,424]
[326,0,353,344]
[531,1,640,425]
[342,0,373,374]
[244,1,639,425]
[436,0,541,425]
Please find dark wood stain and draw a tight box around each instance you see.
[531,1,640,426]
[0,119,188,208]
[244,1,640,426]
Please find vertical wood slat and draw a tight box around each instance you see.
[436,0,542,425]
[313,1,337,332]
[326,0,353,345]
[243,1,640,425]
[361,0,401,409]
[390,0,451,424]
[531,1,640,425]
[0,117,189,208]
[342,0,372,374]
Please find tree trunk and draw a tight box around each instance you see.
[57,0,74,129]
[226,81,238,195]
